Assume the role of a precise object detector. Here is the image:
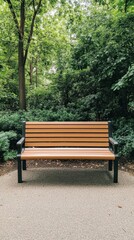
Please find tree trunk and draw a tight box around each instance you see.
[6,0,42,110]
[124,0,128,13]
[18,39,26,110]
[19,0,26,110]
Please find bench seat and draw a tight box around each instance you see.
[21,148,115,160]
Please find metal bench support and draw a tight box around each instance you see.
[23,160,27,170]
[108,160,112,171]
[114,158,118,183]
[18,157,22,183]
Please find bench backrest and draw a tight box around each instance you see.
[24,121,110,148]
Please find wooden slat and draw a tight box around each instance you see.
[25,133,108,138]
[24,121,109,148]
[26,124,108,129]
[26,121,108,125]
[25,137,108,142]
[25,147,110,151]
[21,147,115,160]
[25,142,109,147]
[25,129,108,133]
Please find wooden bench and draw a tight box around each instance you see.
[17,121,119,183]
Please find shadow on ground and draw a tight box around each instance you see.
[21,168,115,187]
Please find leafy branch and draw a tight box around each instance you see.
[5,0,42,64]
[5,0,22,39]
[24,0,42,65]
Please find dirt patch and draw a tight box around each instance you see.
[0,161,17,176]
[0,159,134,176]
[119,159,134,176]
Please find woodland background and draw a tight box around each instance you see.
[0,0,134,161]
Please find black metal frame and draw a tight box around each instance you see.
[108,121,119,183]
[17,155,22,183]
[108,160,112,171]
[17,121,26,183]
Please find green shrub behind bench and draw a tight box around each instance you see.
[0,131,17,161]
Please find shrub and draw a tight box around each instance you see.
[113,118,134,159]
[27,86,60,110]
[0,131,17,161]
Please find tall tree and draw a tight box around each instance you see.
[5,0,42,109]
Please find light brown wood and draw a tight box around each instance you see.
[25,137,108,142]
[21,147,115,160]
[26,121,108,125]
[26,124,108,129]
[21,121,112,160]
[24,147,109,151]
[26,129,108,133]
[25,142,109,147]
[25,133,108,138]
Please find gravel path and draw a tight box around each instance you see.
[0,168,134,240]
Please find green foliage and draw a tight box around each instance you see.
[112,64,134,90]
[93,0,134,13]
[0,111,23,132]
[0,1,18,110]
[0,131,17,161]
[114,118,134,158]
[66,11,134,119]
[27,86,60,110]
[0,0,134,160]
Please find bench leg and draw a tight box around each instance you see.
[114,158,118,183]
[23,160,27,170]
[18,157,22,183]
[108,160,112,171]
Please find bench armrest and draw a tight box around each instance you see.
[109,137,118,154]
[17,137,25,154]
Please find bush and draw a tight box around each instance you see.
[0,108,79,132]
[0,131,17,161]
[113,118,134,159]
[27,86,60,110]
